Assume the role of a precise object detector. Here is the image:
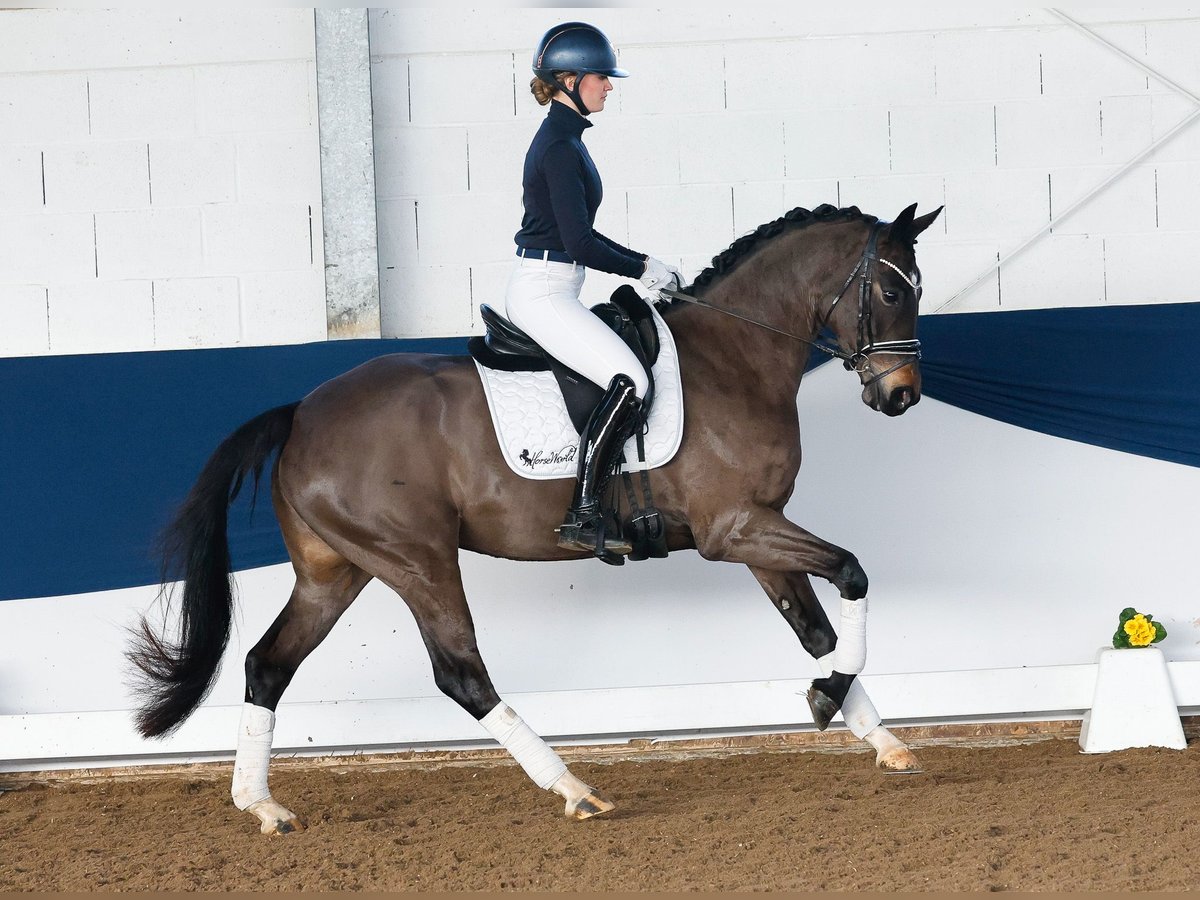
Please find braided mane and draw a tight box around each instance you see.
[682,203,877,296]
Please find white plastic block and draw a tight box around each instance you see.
[1148,93,1200,165]
[0,213,95,283]
[914,240,1001,314]
[376,199,418,270]
[0,9,315,73]
[151,277,241,349]
[0,146,45,210]
[733,183,785,237]
[465,120,539,194]
[796,33,937,108]
[582,115,681,191]
[42,141,150,211]
[781,179,841,214]
[415,192,521,267]
[239,269,327,346]
[369,56,411,131]
[1153,160,1200,233]
[47,280,155,355]
[469,260,513,316]
[0,286,49,357]
[407,52,518,126]
[96,208,203,280]
[1100,95,1155,164]
[147,138,236,206]
[839,174,947,229]
[380,265,473,338]
[889,103,996,175]
[1145,20,1200,99]
[616,43,726,116]
[626,184,733,259]
[679,112,784,185]
[235,131,322,204]
[1104,232,1200,305]
[373,125,468,199]
[998,233,1105,310]
[934,28,1043,102]
[0,73,90,142]
[784,107,890,180]
[197,61,315,135]
[202,203,313,274]
[996,98,1103,170]
[1049,165,1157,236]
[87,68,198,139]
[1039,24,1150,99]
[1079,647,1186,753]
[943,169,1049,242]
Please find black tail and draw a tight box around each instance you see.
[128,402,300,738]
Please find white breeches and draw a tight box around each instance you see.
[503,257,649,399]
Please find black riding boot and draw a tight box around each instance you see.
[557,374,641,564]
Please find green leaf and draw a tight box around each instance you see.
[1119,607,1138,624]
[1113,628,1131,649]
[1152,621,1168,643]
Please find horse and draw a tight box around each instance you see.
[129,202,942,835]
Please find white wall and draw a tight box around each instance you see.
[370,7,1200,336]
[0,9,327,357]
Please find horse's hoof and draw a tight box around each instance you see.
[247,798,306,836]
[877,746,923,774]
[565,791,616,821]
[806,685,840,732]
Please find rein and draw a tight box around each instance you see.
[658,221,921,388]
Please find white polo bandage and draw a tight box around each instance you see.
[231,703,274,810]
[817,651,882,739]
[832,597,868,675]
[481,702,568,790]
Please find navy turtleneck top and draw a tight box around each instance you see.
[513,101,646,279]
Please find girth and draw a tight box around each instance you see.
[468,285,659,434]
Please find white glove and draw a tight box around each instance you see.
[640,256,683,293]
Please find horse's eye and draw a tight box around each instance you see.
[882,290,899,305]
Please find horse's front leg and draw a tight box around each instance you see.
[694,507,871,728]
[749,566,921,774]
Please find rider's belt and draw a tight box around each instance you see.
[516,247,576,265]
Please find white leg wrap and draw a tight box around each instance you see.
[817,651,882,740]
[480,702,568,790]
[832,597,868,675]
[231,703,274,810]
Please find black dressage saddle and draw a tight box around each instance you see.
[468,284,660,434]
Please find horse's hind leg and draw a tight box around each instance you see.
[367,537,613,821]
[749,566,921,773]
[232,492,372,835]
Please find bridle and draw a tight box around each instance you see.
[658,221,922,388]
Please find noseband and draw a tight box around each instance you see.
[660,220,921,389]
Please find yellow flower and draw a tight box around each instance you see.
[1124,614,1156,647]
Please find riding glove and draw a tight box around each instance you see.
[640,256,683,293]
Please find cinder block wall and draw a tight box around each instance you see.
[371,9,1200,338]
[0,9,326,357]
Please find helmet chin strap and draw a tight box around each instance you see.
[556,74,591,117]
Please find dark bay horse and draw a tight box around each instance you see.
[130,202,941,835]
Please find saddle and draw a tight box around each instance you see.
[468,285,668,562]
[467,285,660,434]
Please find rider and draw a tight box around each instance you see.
[506,21,682,562]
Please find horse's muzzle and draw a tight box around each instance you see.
[862,366,921,417]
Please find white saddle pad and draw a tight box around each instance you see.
[475,307,684,481]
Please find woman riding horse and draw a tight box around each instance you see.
[506,22,682,562]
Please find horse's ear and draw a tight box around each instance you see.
[889,204,942,244]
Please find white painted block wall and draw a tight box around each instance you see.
[370,9,1200,336]
[0,9,326,357]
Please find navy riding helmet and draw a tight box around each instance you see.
[532,22,628,116]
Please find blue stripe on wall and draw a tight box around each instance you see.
[2,302,1196,601]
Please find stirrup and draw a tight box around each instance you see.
[557,509,632,563]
